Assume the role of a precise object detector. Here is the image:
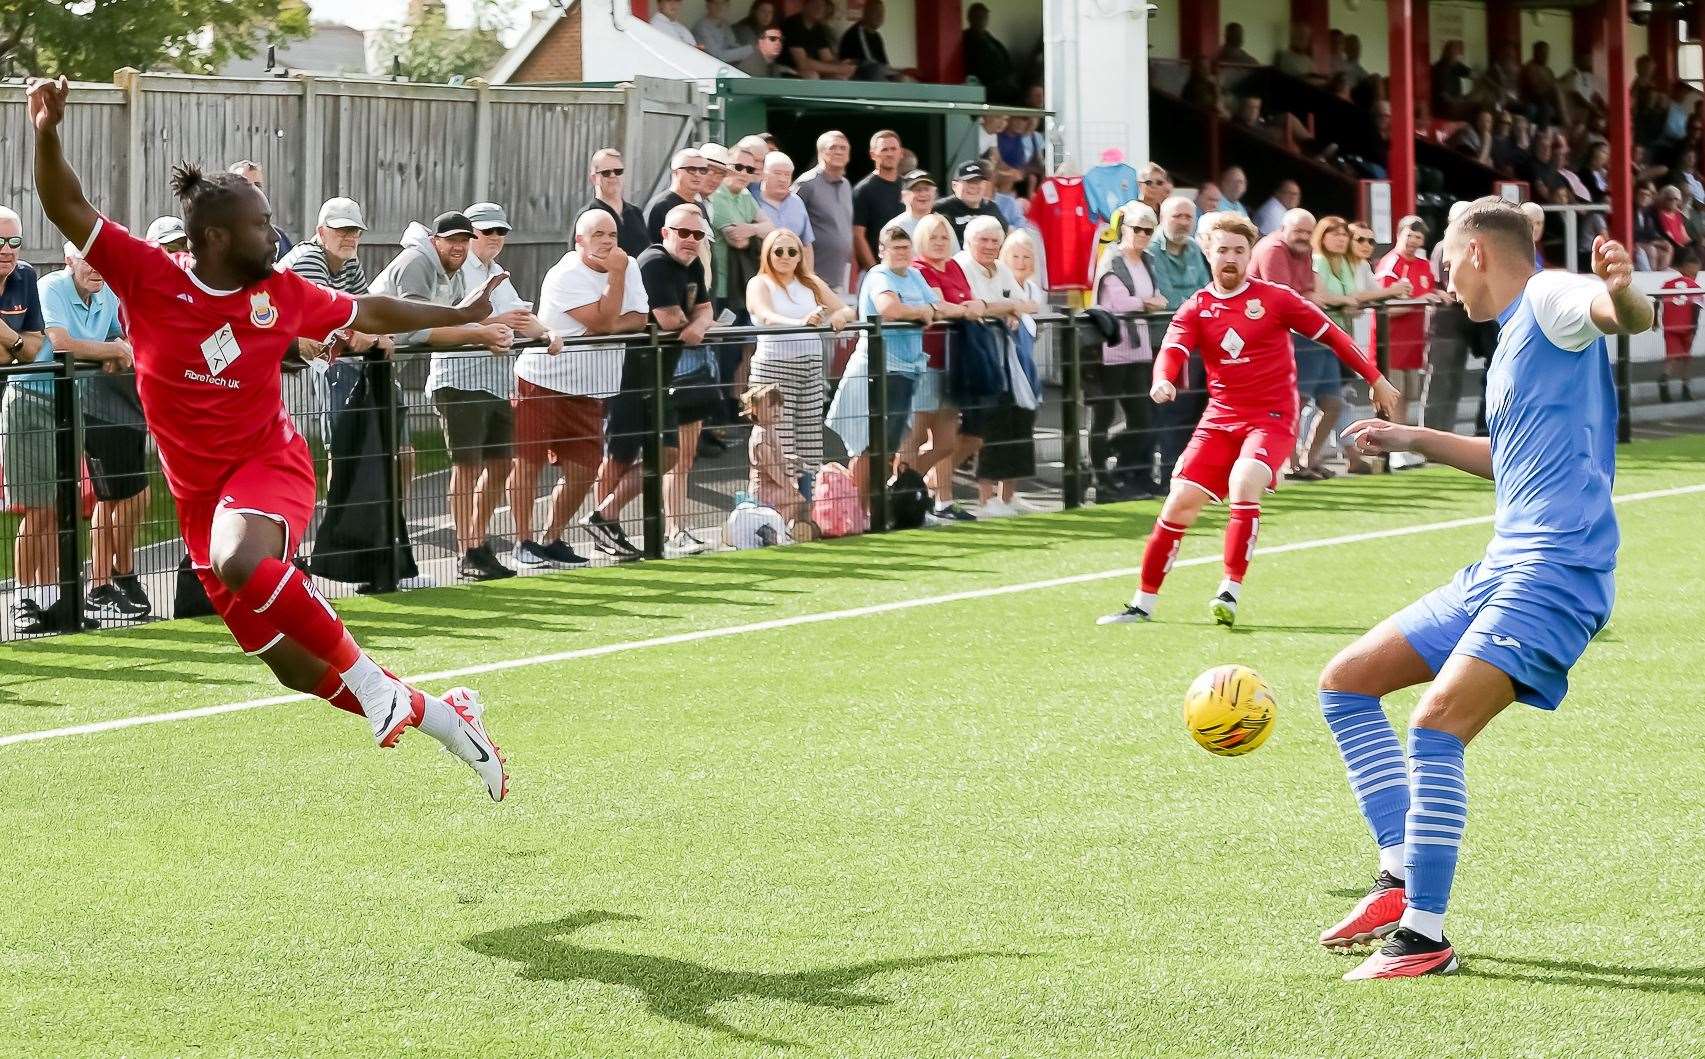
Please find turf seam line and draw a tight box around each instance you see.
[6,481,1703,750]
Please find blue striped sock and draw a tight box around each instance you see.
[1320,690,1410,868]
[1401,726,1468,941]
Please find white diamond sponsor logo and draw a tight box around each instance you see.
[1222,327,1246,360]
[200,323,242,376]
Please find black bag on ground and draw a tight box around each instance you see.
[173,552,216,619]
[886,463,930,530]
[309,359,419,588]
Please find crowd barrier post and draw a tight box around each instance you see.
[370,353,406,589]
[867,320,890,532]
[52,354,86,624]
[1615,332,1632,444]
[1060,311,1084,509]
[642,328,669,560]
[1372,304,1392,473]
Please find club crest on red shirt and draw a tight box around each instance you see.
[249,291,278,329]
[1244,298,1265,320]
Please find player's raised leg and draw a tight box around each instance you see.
[1315,621,1437,948]
[1097,477,1213,624]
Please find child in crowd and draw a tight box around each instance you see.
[1660,245,1701,403]
[743,383,807,528]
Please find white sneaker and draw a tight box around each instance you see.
[396,574,437,590]
[1097,604,1152,625]
[664,529,709,557]
[1389,451,1428,470]
[362,678,416,749]
[440,686,508,801]
[979,499,1014,518]
[1210,591,1238,627]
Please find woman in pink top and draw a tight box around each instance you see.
[1088,202,1167,501]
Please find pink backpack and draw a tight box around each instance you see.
[811,463,866,538]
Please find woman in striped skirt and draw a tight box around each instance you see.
[745,229,853,476]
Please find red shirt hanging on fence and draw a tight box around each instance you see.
[1373,249,1435,371]
[1028,177,1096,291]
[1661,273,1702,360]
[79,216,358,499]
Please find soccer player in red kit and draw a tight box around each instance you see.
[28,76,509,800]
[1099,212,1401,627]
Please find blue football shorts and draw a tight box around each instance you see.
[1394,558,1615,710]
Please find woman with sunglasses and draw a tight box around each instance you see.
[1087,201,1167,503]
[1337,221,1411,473]
[746,229,852,477]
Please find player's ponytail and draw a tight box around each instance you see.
[169,162,210,204]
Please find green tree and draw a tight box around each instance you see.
[0,0,311,80]
[378,0,514,85]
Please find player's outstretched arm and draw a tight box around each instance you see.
[27,77,98,250]
[350,272,508,336]
[1342,419,1494,480]
[1587,236,1655,336]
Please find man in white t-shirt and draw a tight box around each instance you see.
[510,210,649,569]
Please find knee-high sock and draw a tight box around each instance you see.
[234,557,360,672]
[1401,726,1468,941]
[1223,502,1260,584]
[1137,519,1187,597]
[1320,690,1409,877]
[312,666,364,717]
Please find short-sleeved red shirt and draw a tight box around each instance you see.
[82,216,357,497]
[1661,274,1701,358]
[1374,249,1436,370]
[1249,234,1316,299]
[917,257,974,370]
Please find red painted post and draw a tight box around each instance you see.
[632,0,649,21]
[915,0,964,85]
[1574,3,1608,87]
[1388,0,1416,221]
[1606,0,1633,246]
[1650,14,1676,88]
[1413,0,1432,120]
[1289,0,1330,72]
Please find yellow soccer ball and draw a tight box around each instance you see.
[1184,664,1277,757]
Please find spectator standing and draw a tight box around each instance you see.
[582,205,714,560]
[580,148,651,257]
[782,0,856,79]
[695,0,755,64]
[1432,40,1472,117]
[1147,195,1211,491]
[1253,180,1300,236]
[1311,216,1361,340]
[227,160,292,261]
[839,0,897,81]
[732,0,777,46]
[1276,23,1316,79]
[1250,208,1342,479]
[977,114,1007,161]
[793,130,857,293]
[1374,215,1442,468]
[646,147,709,244]
[954,215,1038,516]
[1089,202,1166,503]
[745,227,853,476]
[710,144,772,325]
[882,170,943,246]
[963,2,1019,103]
[852,129,904,273]
[934,159,1007,246]
[1340,33,1369,88]
[1217,22,1258,67]
[1520,41,1564,126]
[1137,162,1173,213]
[649,0,699,48]
[998,228,1046,507]
[370,211,516,581]
[41,241,147,621]
[1423,202,1498,438]
[1660,246,1701,403]
[0,206,56,631]
[1194,182,1223,215]
[512,210,646,569]
[755,151,815,272]
[737,23,796,77]
[1218,167,1250,217]
[144,216,188,253]
[908,213,986,520]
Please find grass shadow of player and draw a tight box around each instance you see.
[1463,953,1705,996]
[464,910,1027,1049]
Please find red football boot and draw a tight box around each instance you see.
[1343,927,1460,981]
[1319,871,1407,949]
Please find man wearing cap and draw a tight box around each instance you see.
[144,216,188,254]
[793,130,856,293]
[370,210,518,582]
[852,129,904,273]
[933,160,1007,246]
[880,170,948,248]
[646,148,710,245]
[579,148,650,258]
[756,151,815,272]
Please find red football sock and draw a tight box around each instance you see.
[233,556,361,672]
[1139,519,1188,595]
[1224,502,1261,584]
[311,666,364,717]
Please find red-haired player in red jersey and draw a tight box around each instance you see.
[27,76,509,800]
[1099,212,1401,627]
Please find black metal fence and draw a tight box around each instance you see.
[0,295,1689,642]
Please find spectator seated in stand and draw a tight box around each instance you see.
[1217,22,1258,67]
[782,0,856,80]
[649,0,700,49]
[962,2,1019,104]
[695,0,755,65]
[838,0,904,81]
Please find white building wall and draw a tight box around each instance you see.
[1044,0,1148,170]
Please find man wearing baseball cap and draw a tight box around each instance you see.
[932,159,1006,246]
[879,170,943,247]
[144,216,188,254]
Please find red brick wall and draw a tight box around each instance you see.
[510,8,584,83]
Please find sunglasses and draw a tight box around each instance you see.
[733,163,759,175]
[682,165,710,175]
[1352,236,1376,244]
[0,236,21,249]
[596,167,625,177]
[669,227,708,241]
[770,246,800,258]
[480,228,511,237]
[1130,225,1154,235]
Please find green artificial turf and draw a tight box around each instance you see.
[2,436,1703,1058]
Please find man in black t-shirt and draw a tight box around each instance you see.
[577,147,650,257]
[781,0,854,79]
[582,204,715,561]
[645,147,711,244]
[851,129,904,271]
[838,0,895,81]
[932,159,1007,245]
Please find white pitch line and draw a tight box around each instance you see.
[5,481,1703,751]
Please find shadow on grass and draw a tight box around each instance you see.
[1464,953,1705,996]
[464,910,1027,1048]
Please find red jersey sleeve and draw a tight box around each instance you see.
[1155,292,1200,383]
[273,266,359,343]
[1277,283,1381,384]
[80,216,171,305]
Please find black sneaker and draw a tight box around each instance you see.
[88,583,150,618]
[536,538,591,568]
[1096,604,1152,626]
[21,597,96,634]
[459,546,514,582]
[512,539,551,568]
[581,511,642,560]
[1344,926,1460,980]
[932,503,977,522]
[114,573,152,615]
[10,597,42,626]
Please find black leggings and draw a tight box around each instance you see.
[1084,360,1154,474]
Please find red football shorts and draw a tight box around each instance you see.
[174,437,319,655]
[1173,422,1295,501]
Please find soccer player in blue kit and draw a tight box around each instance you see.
[1313,199,1653,981]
